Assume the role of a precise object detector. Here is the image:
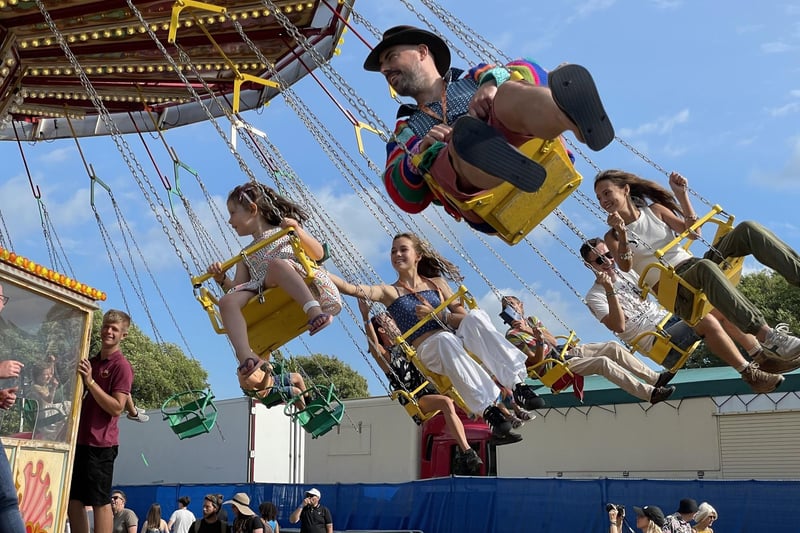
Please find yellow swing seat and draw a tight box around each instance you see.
[393,285,478,416]
[391,380,440,425]
[191,227,333,357]
[638,205,744,326]
[419,136,582,245]
[527,332,581,394]
[630,313,702,373]
[161,389,218,440]
[284,384,345,438]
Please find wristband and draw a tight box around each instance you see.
[620,250,633,261]
[606,290,617,297]
[87,379,95,387]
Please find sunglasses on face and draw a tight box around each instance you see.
[111,496,122,501]
[592,252,614,265]
[0,295,8,304]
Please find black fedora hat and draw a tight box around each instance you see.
[363,25,450,76]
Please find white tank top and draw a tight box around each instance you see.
[626,204,693,288]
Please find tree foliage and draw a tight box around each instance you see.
[88,310,209,408]
[285,353,368,399]
[684,270,800,368]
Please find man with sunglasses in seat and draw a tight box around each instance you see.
[502,295,675,404]
[580,238,785,394]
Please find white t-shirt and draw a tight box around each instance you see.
[585,269,668,348]
[626,204,693,288]
[169,508,196,533]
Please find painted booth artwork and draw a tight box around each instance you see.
[1,261,97,533]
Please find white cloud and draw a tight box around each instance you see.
[38,147,73,165]
[618,109,690,138]
[789,89,800,98]
[761,41,794,54]
[747,136,800,191]
[570,0,617,20]
[649,0,682,8]
[768,101,800,117]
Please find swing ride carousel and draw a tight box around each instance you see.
[0,0,776,520]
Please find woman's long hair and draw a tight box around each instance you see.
[145,503,162,530]
[393,233,463,282]
[595,169,684,216]
[259,501,278,521]
[228,182,308,226]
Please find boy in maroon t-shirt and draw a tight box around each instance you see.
[67,310,134,533]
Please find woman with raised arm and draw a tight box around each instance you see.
[330,232,545,442]
[595,169,800,368]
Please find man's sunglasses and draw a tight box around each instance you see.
[593,252,613,265]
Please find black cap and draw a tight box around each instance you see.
[634,505,666,527]
[363,25,450,76]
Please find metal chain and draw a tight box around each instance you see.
[36,0,200,277]
[0,209,12,250]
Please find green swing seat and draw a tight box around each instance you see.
[242,360,290,408]
[161,389,218,440]
[284,384,345,439]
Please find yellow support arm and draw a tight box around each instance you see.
[232,74,281,114]
[168,0,227,44]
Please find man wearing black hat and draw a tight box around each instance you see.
[663,498,698,533]
[364,25,614,233]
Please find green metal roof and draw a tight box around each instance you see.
[527,366,800,408]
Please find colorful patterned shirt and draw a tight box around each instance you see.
[662,514,693,533]
[382,59,548,215]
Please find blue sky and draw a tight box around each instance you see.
[1,1,799,403]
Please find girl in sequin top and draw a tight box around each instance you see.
[207,182,339,379]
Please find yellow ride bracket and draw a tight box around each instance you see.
[638,205,743,326]
[168,0,227,44]
[233,73,280,114]
[392,284,475,414]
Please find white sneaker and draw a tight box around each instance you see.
[126,408,149,423]
[763,324,800,360]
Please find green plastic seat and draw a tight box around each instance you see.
[242,361,291,408]
[161,389,218,440]
[284,384,344,438]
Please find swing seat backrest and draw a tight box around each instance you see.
[193,228,324,357]
[638,205,743,326]
[631,315,702,373]
[420,137,582,245]
[161,390,218,440]
[285,384,345,438]
[242,361,292,408]
[527,332,582,398]
[393,285,477,416]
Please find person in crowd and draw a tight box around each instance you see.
[663,498,698,533]
[257,502,279,533]
[0,282,25,533]
[595,169,800,365]
[110,490,137,533]
[288,489,332,533]
[223,493,264,533]
[363,304,490,473]
[140,503,168,533]
[168,496,195,533]
[68,310,135,533]
[692,502,717,533]
[206,182,340,387]
[329,232,545,441]
[364,25,614,232]
[502,295,675,404]
[189,495,227,533]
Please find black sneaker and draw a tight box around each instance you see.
[483,405,512,436]
[513,383,546,410]
[489,431,524,446]
[456,448,483,475]
[654,371,676,389]
[649,385,675,405]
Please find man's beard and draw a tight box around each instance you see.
[388,67,426,98]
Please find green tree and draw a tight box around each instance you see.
[89,310,209,408]
[286,353,368,399]
[684,270,800,368]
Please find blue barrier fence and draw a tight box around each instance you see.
[119,477,798,533]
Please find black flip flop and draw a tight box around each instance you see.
[450,115,546,193]
[548,64,614,151]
